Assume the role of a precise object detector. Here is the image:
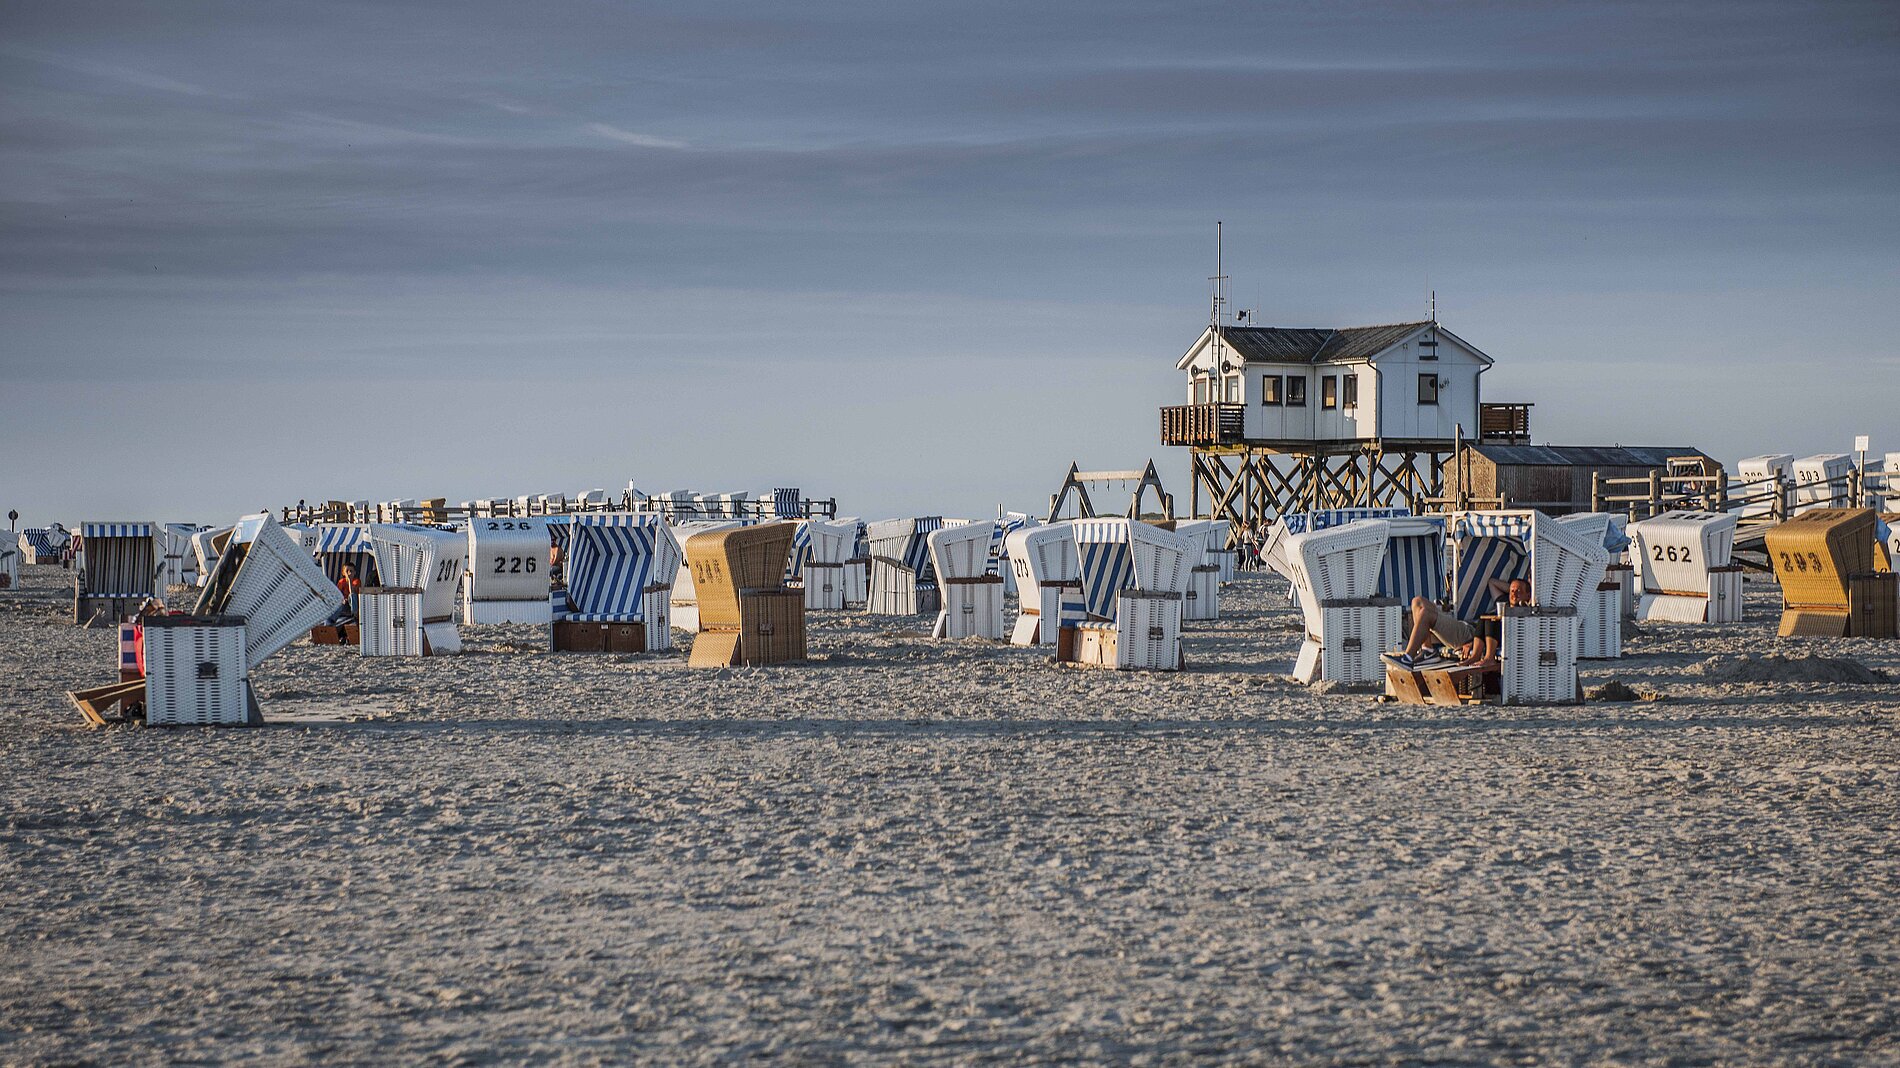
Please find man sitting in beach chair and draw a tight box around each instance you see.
[1383,578,1529,670]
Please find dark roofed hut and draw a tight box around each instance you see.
[1446,444,1719,515]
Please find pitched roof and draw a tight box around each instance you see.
[1211,321,1432,364]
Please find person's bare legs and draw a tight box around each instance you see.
[1401,597,1438,657]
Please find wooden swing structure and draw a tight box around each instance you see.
[1047,461,1176,523]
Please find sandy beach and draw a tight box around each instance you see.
[3,563,1897,1064]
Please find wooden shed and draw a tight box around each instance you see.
[1445,445,1716,515]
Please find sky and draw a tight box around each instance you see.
[2,0,1896,527]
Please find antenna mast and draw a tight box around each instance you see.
[1208,222,1230,389]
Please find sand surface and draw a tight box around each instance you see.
[3,564,1897,1065]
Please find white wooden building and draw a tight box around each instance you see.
[1175,321,1491,445]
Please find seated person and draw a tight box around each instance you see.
[329,562,362,624]
[1384,578,1531,670]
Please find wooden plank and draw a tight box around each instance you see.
[1423,666,1487,705]
[1385,667,1431,705]
[68,679,145,727]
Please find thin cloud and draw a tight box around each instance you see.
[584,122,688,149]
[0,42,216,97]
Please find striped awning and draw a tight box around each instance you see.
[310,524,371,554]
[773,488,802,519]
[1449,512,1533,541]
[22,528,66,554]
[81,522,152,538]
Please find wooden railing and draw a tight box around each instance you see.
[1160,403,1245,447]
[1479,402,1532,442]
[1588,469,1876,533]
[282,494,839,525]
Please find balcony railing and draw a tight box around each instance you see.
[1479,402,1532,443]
[1160,403,1245,447]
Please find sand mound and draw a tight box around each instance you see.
[1692,654,1891,685]
[1590,681,1639,702]
[1587,680,1664,702]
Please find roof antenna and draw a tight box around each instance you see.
[1419,286,1441,361]
[1209,221,1231,376]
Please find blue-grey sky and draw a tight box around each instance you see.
[3,0,1895,526]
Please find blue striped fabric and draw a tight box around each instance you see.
[23,529,63,554]
[988,515,1031,576]
[1309,507,1411,531]
[1073,520,1137,620]
[786,521,813,581]
[774,488,802,519]
[1077,541,1133,619]
[308,523,377,582]
[81,522,153,538]
[311,524,370,554]
[547,515,573,551]
[565,524,659,621]
[1450,513,1533,540]
[908,517,942,577]
[1379,531,1446,605]
[1452,537,1527,621]
[871,518,943,578]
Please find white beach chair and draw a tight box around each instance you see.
[1736,454,1793,520]
[1625,510,1742,624]
[1444,511,1607,704]
[1793,454,1853,514]
[558,514,683,652]
[464,516,552,624]
[1556,512,1629,658]
[1171,520,1224,622]
[366,524,469,655]
[1070,518,1198,670]
[141,615,253,726]
[866,517,943,616]
[795,519,856,611]
[156,524,205,590]
[196,512,344,670]
[74,522,159,625]
[1006,523,1080,647]
[929,521,1005,640]
[360,587,425,656]
[1282,520,1397,685]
